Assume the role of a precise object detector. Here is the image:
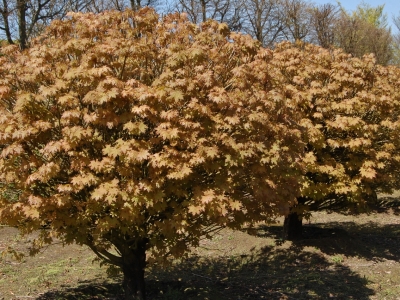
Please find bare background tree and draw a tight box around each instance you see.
[309,3,338,48]
[0,0,75,49]
[0,0,159,49]
[278,0,312,42]
[240,0,282,47]
[175,0,242,30]
[1,0,398,62]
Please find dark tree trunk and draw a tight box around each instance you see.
[283,211,303,241]
[130,0,141,11]
[1,0,15,44]
[121,239,147,300]
[201,0,207,23]
[283,197,308,240]
[17,0,27,50]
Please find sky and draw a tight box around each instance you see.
[313,0,400,33]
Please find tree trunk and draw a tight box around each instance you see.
[1,0,15,45]
[201,0,207,23]
[17,0,27,50]
[283,211,303,240]
[121,239,147,300]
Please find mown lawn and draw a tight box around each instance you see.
[0,199,399,300]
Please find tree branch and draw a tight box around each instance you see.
[85,237,123,267]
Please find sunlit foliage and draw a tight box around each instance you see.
[0,8,303,299]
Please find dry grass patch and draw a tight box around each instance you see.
[0,207,399,299]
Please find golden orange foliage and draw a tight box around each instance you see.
[1,9,400,298]
[269,42,400,212]
[0,8,302,272]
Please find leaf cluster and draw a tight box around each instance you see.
[269,41,400,212]
[1,9,400,266]
[0,8,303,262]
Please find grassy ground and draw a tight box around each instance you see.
[0,200,399,299]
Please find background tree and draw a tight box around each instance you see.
[353,1,388,28]
[309,3,338,48]
[240,0,282,47]
[391,11,400,66]
[175,0,243,31]
[278,0,312,42]
[0,8,304,299]
[0,0,159,50]
[173,0,398,58]
[0,0,72,49]
[175,0,286,47]
[268,42,400,239]
[333,2,393,65]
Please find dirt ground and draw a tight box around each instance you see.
[0,200,399,299]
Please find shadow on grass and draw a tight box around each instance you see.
[37,245,374,300]
[256,220,400,263]
[356,194,400,214]
[36,281,124,299]
[370,196,400,215]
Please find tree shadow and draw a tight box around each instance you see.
[37,245,374,299]
[255,220,400,262]
[36,280,124,299]
[298,221,400,262]
[373,196,400,215]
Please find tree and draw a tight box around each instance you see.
[268,42,400,239]
[0,0,102,50]
[278,0,313,42]
[241,0,283,47]
[175,0,243,31]
[391,11,400,66]
[353,1,388,28]
[309,3,338,48]
[0,0,159,50]
[0,0,65,49]
[333,2,393,65]
[0,8,304,299]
